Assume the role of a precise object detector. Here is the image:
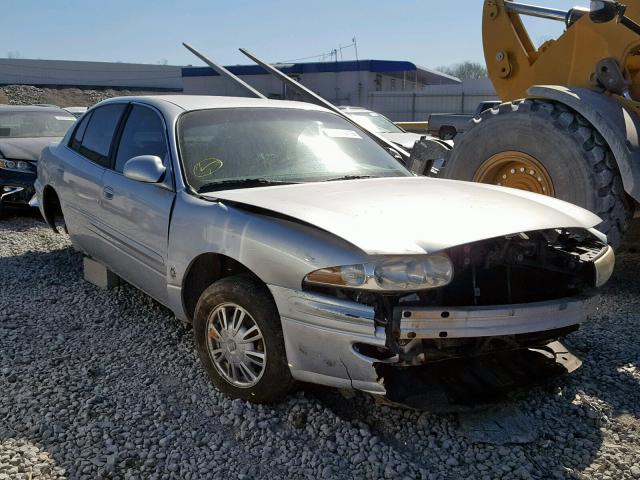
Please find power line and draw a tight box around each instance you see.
[277,39,358,64]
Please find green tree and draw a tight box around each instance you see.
[437,61,488,80]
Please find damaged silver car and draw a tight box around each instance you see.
[36,95,615,404]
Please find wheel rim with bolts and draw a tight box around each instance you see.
[473,151,556,196]
[206,302,266,388]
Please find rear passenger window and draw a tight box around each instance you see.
[114,105,168,173]
[78,104,126,167]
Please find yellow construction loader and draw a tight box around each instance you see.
[443,0,640,247]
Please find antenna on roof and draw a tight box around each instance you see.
[238,47,411,160]
[182,43,266,99]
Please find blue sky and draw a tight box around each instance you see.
[2,0,586,68]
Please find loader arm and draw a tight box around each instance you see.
[484,0,640,111]
[442,1,640,247]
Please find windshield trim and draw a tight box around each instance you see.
[175,106,411,197]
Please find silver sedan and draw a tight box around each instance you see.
[36,95,614,404]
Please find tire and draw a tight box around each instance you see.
[193,274,294,403]
[443,99,632,248]
[54,214,68,234]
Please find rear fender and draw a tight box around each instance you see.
[528,85,640,203]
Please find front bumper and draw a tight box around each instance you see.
[0,169,37,208]
[269,285,591,395]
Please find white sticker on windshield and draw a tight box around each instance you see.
[55,116,76,121]
[322,128,362,139]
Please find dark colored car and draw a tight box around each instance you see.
[0,105,76,214]
[427,101,501,140]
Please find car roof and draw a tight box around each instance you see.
[96,95,330,113]
[0,104,72,114]
[338,106,373,113]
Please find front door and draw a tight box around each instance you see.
[98,104,175,305]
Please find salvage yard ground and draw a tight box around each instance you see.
[1,214,639,480]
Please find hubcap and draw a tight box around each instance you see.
[473,151,555,196]
[206,302,266,388]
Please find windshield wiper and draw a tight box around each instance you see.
[197,178,298,193]
[324,175,376,182]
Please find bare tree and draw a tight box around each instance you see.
[157,59,169,66]
[7,51,21,59]
[437,61,488,80]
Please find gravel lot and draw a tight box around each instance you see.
[0,85,168,108]
[1,214,639,480]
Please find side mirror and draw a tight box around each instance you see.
[123,155,166,183]
[590,0,623,23]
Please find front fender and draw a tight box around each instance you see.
[528,85,640,203]
[167,190,369,299]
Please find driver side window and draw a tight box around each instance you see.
[114,105,168,173]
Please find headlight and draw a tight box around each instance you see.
[0,159,32,171]
[304,253,453,291]
[594,245,615,287]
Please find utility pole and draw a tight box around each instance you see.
[353,36,363,106]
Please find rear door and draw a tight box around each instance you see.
[59,104,127,256]
[99,104,175,305]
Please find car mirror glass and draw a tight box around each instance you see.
[122,155,166,183]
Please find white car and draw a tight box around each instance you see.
[338,106,434,151]
[63,107,88,118]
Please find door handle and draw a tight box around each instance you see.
[103,186,114,200]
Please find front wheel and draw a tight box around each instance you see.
[193,275,294,403]
[443,100,632,248]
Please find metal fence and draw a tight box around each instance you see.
[368,79,498,121]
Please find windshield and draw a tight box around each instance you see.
[177,107,411,192]
[346,111,404,134]
[0,111,76,138]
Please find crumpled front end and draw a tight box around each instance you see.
[270,227,614,403]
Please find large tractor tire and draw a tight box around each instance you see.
[443,99,632,248]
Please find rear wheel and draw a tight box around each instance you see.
[193,275,294,403]
[443,100,632,248]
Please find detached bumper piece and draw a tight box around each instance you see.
[378,340,581,411]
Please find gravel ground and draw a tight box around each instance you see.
[1,214,639,480]
[0,85,169,108]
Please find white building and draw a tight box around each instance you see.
[0,57,495,120]
[181,59,461,107]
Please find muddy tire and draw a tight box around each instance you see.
[193,275,294,403]
[443,100,632,248]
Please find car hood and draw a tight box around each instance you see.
[206,177,602,255]
[381,132,424,150]
[0,137,63,161]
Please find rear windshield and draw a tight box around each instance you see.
[0,111,76,138]
[177,107,410,192]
